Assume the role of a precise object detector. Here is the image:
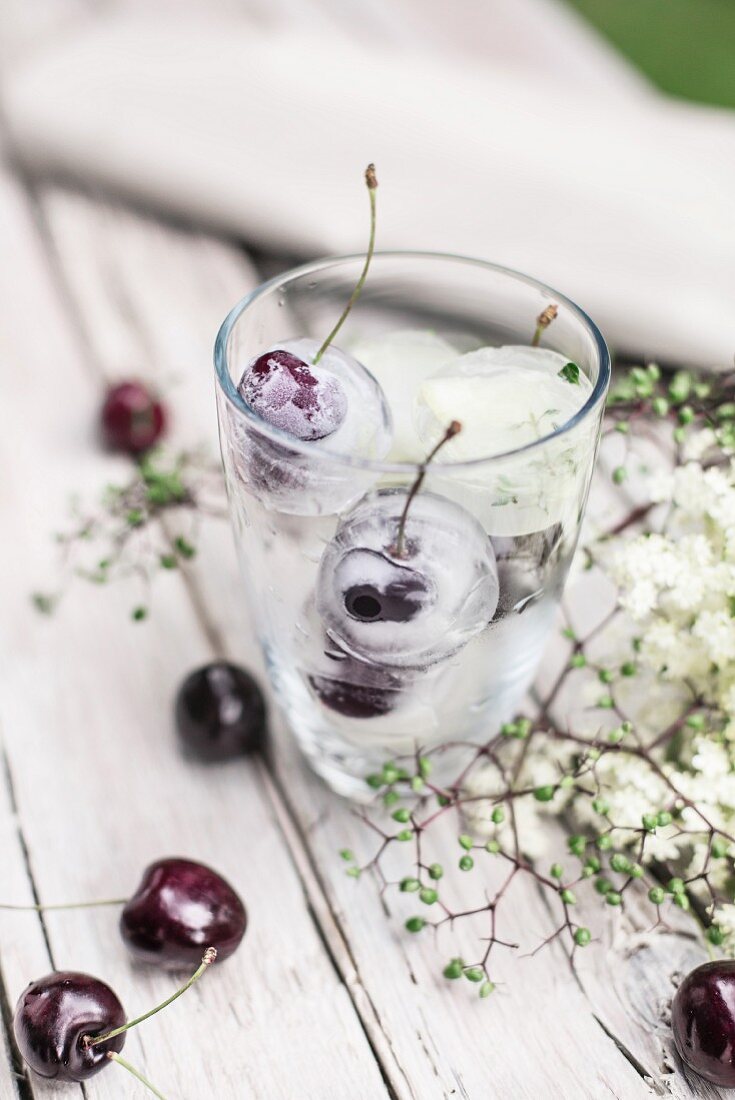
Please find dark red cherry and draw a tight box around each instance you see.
[672,960,735,1086]
[100,381,166,455]
[341,549,432,624]
[309,672,396,719]
[175,662,266,761]
[239,349,347,441]
[13,972,125,1081]
[120,858,246,968]
[308,646,406,719]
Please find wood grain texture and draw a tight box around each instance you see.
[0,2,719,1096]
[29,181,677,1097]
[0,170,390,1099]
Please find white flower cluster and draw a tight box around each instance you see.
[612,458,735,720]
[603,455,735,944]
[463,442,735,952]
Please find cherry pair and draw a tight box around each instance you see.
[10,857,245,1088]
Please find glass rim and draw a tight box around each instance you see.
[214,250,611,474]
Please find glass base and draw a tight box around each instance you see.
[283,686,531,803]
[266,619,550,802]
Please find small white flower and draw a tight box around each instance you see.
[683,428,717,462]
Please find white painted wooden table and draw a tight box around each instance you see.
[0,4,727,1099]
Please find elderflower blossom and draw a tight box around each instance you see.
[682,427,717,463]
[611,460,735,713]
[459,448,735,956]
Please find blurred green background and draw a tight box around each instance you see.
[566,0,735,108]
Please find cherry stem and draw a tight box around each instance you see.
[108,1051,168,1099]
[313,164,378,366]
[0,898,126,912]
[392,420,462,559]
[531,303,558,347]
[87,947,217,1047]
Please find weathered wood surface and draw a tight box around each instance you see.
[0,3,726,1099]
[0,171,390,1100]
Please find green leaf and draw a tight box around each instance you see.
[443,959,463,980]
[558,362,580,385]
[400,877,421,893]
[533,785,555,803]
[381,763,400,785]
[174,535,196,560]
[31,592,57,615]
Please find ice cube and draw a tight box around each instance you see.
[225,337,393,515]
[316,488,499,668]
[414,345,598,537]
[416,345,592,461]
[350,330,456,462]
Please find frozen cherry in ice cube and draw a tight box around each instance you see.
[317,490,498,669]
[229,338,393,516]
[309,668,397,719]
[239,348,347,441]
[340,549,434,624]
[307,636,412,718]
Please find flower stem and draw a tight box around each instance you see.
[313,164,378,365]
[531,303,558,347]
[107,1051,168,1099]
[391,421,462,558]
[0,898,126,912]
[87,947,217,1047]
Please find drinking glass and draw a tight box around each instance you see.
[215,253,610,798]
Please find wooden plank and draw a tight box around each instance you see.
[0,168,86,1100]
[33,183,660,1096]
[0,170,390,1099]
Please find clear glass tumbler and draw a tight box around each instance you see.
[215,253,610,798]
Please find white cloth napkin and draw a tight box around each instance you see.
[4,7,734,367]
